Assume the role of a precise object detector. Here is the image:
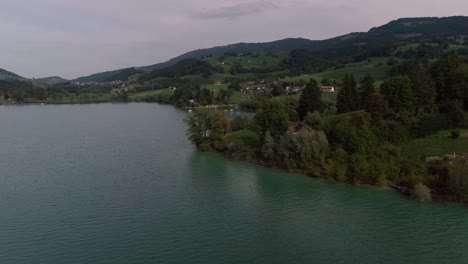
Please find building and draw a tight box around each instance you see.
[321,86,335,93]
[286,86,303,94]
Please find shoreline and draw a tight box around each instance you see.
[4,102,465,204]
[209,150,466,205]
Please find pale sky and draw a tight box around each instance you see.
[1,0,467,79]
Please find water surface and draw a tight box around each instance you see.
[0,103,467,264]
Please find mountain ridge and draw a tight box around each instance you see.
[74,38,317,83]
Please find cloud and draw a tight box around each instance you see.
[191,1,277,20]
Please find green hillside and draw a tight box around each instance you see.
[0,68,23,80]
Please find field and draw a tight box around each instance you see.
[204,52,288,72]
[200,83,229,91]
[130,89,174,100]
[224,130,260,148]
[401,130,468,158]
[282,57,394,83]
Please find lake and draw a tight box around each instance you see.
[0,103,467,264]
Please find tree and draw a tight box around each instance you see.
[409,63,437,114]
[111,89,129,102]
[430,52,463,103]
[261,131,275,160]
[197,88,213,105]
[380,76,415,114]
[297,79,323,119]
[414,183,432,202]
[359,74,375,109]
[337,74,359,113]
[228,80,241,91]
[275,129,329,169]
[255,100,290,142]
[321,78,332,86]
[448,164,468,200]
[216,89,233,104]
[271,84,284,97]
[304,111,322,128]
[185,109,229,150]
[365,92,388,120]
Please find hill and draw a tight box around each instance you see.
[138,38,317,71]
[283,16,468,74]
[74,38,317,83]
[0,68,23,80]
[140,59,215,81]
[33,76,68,86]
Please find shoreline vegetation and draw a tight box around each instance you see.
[183,53,468,204]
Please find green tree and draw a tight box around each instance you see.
[255,100,290,141]
[185,109,229,150]
[337,74,359,113]
[430,52,463,103]
[365,92,388,120]
[261,131,275,160]
[380,76,416,114]
[321,78,332,86]
[297,79,323,119]
[111,89,129,102]
[228,80,241,91]
[448,164,468,200]
[276,129,328,169]
[409,63,437,114]
[271,84,284,97]
[359,74,375,109]
[304,111,322,128]
[216,89,233,104]
[197,88,213,105]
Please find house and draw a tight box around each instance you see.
[214,81,222,86]
[286,86,303,94]
[293,123,303,133]
[168,87,177,91]
[321,86,335,93]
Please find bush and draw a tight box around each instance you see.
[448,164,468,200]
[451,129,461,139]
[230,116,257,132]
[304,111,322,129]
[414,183,432,202]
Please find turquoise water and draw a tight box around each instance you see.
[0,103,467,264]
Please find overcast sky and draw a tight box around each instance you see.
[1,0,467,79]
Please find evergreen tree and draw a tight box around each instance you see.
[337,74,360,114]
[297,79,323,119]
[359,74,376,109]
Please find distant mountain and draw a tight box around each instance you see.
[73,38,317,83]
[314,16,468,51]
[282,16,468,73]
[138,38,317,71]
[0,68,23,80]
[74,67,145,83]
[139,59,214,81]
[33,76,68,86]
[70,16,468,83]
